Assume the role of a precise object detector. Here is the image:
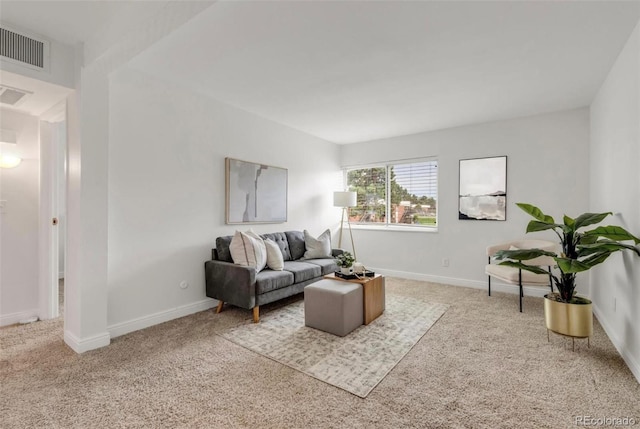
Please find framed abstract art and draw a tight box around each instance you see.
[458,156,507,221]
[225,157,288,224]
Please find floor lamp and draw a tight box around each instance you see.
[333,191,357,261]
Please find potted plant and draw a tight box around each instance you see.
[495,203,640,338]
[335,251,356,275]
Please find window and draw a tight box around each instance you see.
[346,159,438,228]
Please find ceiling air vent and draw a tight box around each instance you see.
[0,25,50,72]
[0,85,32,107]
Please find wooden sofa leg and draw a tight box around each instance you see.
[253,306,260,323]
[216,301,224,313]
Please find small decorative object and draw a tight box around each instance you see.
[226,157,288,224]
[335,271,358,279]
[459,156,507,221]
[495,203,640,342]
[341,267,354,276]
[335,251,355,275]
[353,262,365,274]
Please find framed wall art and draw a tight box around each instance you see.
[458,156,507,221]
[225,157,288,224]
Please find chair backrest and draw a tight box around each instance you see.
[487,239,558,267]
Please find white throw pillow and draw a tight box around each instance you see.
[303,229,332,259]
[264,238,284,271]
[229,230,267,272]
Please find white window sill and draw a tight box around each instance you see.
[345,223,438,233]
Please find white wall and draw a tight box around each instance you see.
[60,0,222,353]
[0,109,40,325]
[590,20,640,382]
[340,108,591,294]
[107,68,340,335]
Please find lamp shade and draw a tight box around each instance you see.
[333,191,357,208]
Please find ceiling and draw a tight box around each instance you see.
[0,0,171,47]
[1,1,639,143]
[127,1,640,143]
[0,0,174,116]
[0,70,72,118]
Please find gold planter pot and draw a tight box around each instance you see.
[544,294,593,338]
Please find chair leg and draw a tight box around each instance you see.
[252,306,260,323]
[487,257,492,296]
[519,269,523,313]
[215,301,224,313]
[519,287,523,312]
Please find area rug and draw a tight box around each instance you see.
[217,294,448,398]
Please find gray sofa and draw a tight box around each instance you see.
[205,231,341,322]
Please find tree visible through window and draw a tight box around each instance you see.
[346,160,437,228]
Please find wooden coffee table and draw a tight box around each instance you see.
[323,273,385,324]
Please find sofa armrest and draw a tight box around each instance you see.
[205,260,256,310]
[332,248,344,257]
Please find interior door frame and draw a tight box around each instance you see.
[38,101,66,320]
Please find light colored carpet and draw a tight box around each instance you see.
[219,295,448,397]
[1,278,639,429]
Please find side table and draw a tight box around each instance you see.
[323,273,385,324]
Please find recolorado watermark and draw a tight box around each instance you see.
[575,416,636,427]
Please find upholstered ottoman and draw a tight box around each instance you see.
[304,279,363,336]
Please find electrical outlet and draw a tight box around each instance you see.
[442,258,450,267]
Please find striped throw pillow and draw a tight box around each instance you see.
[229,230,267,272]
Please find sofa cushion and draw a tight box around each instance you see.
[303,229,332,259]
[304,258,338,275]
[255,269,294,294]
[285,231,306,260]
[216,235,234,263]
[261,232,292,261]
[283,261,322,283]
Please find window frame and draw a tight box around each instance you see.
[343,157,438,232]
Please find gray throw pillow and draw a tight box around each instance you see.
[303,229,332,259]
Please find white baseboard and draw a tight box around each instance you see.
[64,330,111,353]
[593,304,640,384]
[108,298,217,339]
[370,267,550,298]
[0,308,39,327]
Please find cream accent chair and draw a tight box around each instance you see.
[485,239,558,312]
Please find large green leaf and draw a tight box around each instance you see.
[495,248,556,261]
[579,234,599,245]
[581,252,612,268]
[516,203,555,224]
[563,215,575,229]
[574,212,612,230]
[497,260,551,275]
[556,257,592,273]
[579,240,640,256]
[526,220,566,233]
[583,226,640,244]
